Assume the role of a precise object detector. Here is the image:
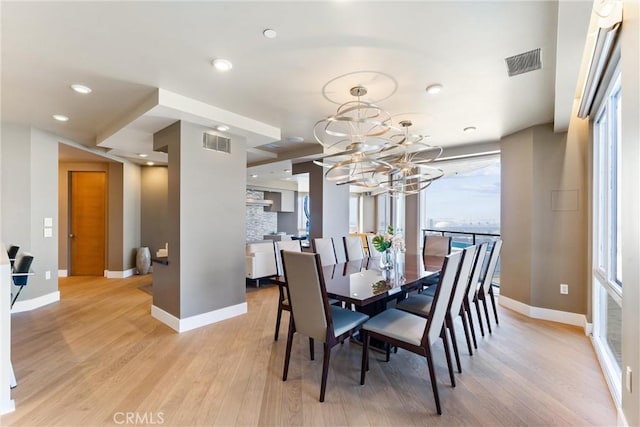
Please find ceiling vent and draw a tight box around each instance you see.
[505,48,542,77]
[203,133,231,154]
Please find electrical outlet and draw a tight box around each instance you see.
[626,366,632,393]
[45,270,51,280]
[560,283,569,294]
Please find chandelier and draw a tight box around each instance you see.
[314,86,444,195]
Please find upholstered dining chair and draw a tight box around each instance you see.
[312,237,338,266]
[359,251,462,415]
[395,245,477,373]
[420,235,452,290]
[281,251,369,402]
[423,235,452,257]
[366,235,382,257]
[11,253,34,308]
[462,242,489,351]
[343,236,365,261]
[475,239,503,335]
[273,240,302,341]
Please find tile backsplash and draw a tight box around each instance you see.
[246,190,277,242]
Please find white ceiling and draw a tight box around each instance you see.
[1,1,593,180]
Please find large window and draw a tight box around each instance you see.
[592,67,622,404]
[420,157,501,237]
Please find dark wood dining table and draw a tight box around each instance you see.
[272,253,445,316]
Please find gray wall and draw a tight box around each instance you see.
[141,166,169,256]
[293,161,349,262]
[1,125,58,301]
[620,1,640,423]
[277,191,299,235]
[362,194,375,233]
[152,121,247,319]
[501,123,587,315]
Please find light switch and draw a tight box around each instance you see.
[44,217,53,227]
[44,227,53,238]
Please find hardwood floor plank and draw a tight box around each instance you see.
[2,276,616,426]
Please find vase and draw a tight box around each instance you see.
[136,247,151,275]
[379,249,394,270]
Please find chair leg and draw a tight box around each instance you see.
[440,326,456,387]
[10,285,25,308]
[360,332,369,385]
[283,320,295,381]
[446,316,462,373]
[274,305,283,341]
[319,343,331,402]
[474,296,485,337]
[459,308,473,356]
[464,301,479,349]
[425,344,442,415]
[481,295,492,334]
[490,288,500,325]
[309,337,315,360]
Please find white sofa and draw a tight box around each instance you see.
[245,241,277,286]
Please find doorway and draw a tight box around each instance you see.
[69,171,106,276]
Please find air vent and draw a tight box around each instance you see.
[505,48,542,77]
[202,133,231,153]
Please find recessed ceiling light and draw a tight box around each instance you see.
[286,136,304,143]
[53,114,69,122]
[146,161,155,166]
[425,84,443,94]
[263,28,277,39]
[216,125,229,132]
[212,58,233,72]
[138,153,149,158]
[250,174,258,178]
[71,84,92,94]
[463,126,477,133]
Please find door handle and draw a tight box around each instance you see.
[69,233,75,238]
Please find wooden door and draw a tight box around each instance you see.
[69,171,106,276]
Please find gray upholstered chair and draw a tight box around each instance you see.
[476,239,503,334]
[312,237,337,266]
[359,251,462,415]
[273,240,302,341]
[462,242,489,350]
[281,251,369,402]
[423,235,452,257]
[420,235,452,290]
[396,245,477,373]
[366,234,382,257]
[343,236,365,261]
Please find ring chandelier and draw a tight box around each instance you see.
[313,86,444,196]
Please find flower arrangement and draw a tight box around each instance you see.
[371,225,406,253]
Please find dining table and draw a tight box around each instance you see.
[272,253,445,317]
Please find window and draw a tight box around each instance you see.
[592,67,622,405]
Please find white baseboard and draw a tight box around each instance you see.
[104,268,136,279]
[11,291,60,314]
[0,398,15,415]
[499,295,587,330]
[58,269,67,277]
[584,321,593,336]
[151,302,247,333]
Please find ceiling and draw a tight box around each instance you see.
[1,1,593,186]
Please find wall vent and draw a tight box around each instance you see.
[202,133,231,154]
[505,48,542,77]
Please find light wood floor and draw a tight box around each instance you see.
[2,276,616,426]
